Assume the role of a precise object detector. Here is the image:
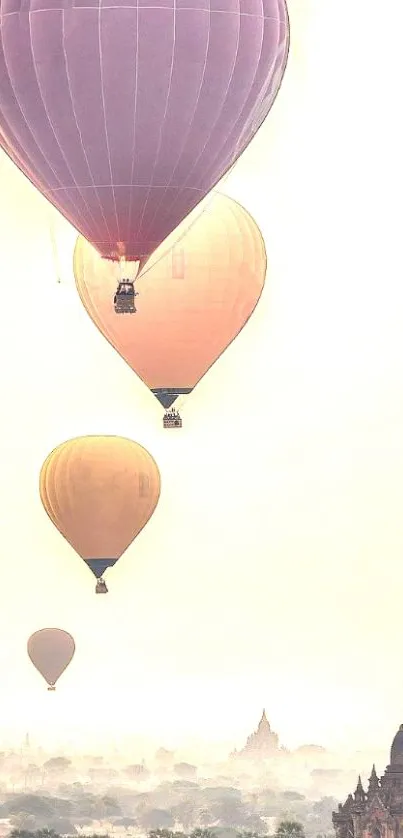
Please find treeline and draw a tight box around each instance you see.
[1,785,338,838]
[9,823,310,838]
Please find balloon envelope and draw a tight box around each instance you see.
[74,194,266,408]
[27,628,75,688]
[39,436,161,582]
[0,0,289,262]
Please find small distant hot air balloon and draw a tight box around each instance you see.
[74,194,266,426]
[27,629,75,691]
[0,0,289,280]
[39,436,161,593]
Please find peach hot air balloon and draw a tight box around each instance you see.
[39,436,161,593]
[27,629,75,691]
[74,194,266,427]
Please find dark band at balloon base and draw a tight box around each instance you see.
[86,558,117,579]
[152,388,193,409]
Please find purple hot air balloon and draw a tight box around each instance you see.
[27,628,75,691]
[0,0,289,264]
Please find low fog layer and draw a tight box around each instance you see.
[0,732,383,838]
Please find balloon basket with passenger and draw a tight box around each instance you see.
[163,408,182,429]
[114,280,138,314]
[95,577,108,594]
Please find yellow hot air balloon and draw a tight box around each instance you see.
[28,628,75,691]
[39,436,161,593]
[74,194,266,426]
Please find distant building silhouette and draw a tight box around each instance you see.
[174,761,197,779]
[230,709,280,759]
[333,724,403,838]
[155,747,175,768]
[21,732,31,753]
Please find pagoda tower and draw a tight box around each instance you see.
[230,709,280,759]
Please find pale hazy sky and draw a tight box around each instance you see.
[1,0,403,759]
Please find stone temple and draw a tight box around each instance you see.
[333,724,403,838]
[230,709,279,759]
